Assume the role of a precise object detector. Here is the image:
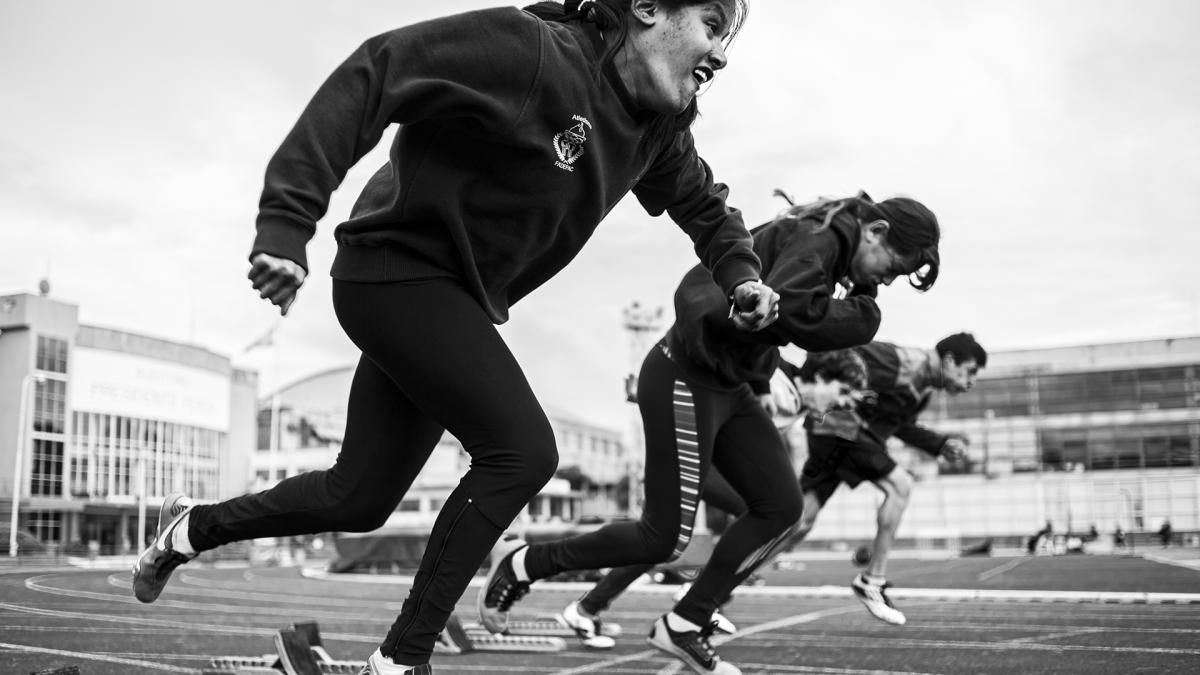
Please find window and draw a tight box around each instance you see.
[36,335,68,373]
[26,510,62,544]
[33,378,66,434]
[30,438,64,497]
[69,412,224,501]
[1039,422,1199,471]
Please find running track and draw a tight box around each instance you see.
[1,551,1198,674]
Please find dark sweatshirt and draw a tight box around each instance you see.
[809,342,951,455]
[665,203,882,391]
[250,7,760,323]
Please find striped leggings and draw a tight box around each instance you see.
[523,344,802,626]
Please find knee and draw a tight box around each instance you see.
[638,521,685,563]
[778,491,805,526]
[885,471,913,502]
[332,498,396,532]
[753,490,804,532]
[796,495,821,533]
[517,442,559,492]
[487,423,559,495]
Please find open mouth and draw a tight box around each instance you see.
[692,66,714,86]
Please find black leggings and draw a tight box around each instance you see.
[187,278,558,663]
[523,346,802,626]
[578,470,747,616]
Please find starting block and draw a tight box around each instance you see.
[436,614,567,654]
[454,615,622,639]
[204,615,568,674]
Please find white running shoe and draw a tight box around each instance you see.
[850,573,906,625]
[674,582,736,635]
[710,607,737,635]
[358,649,433,674]
[477,537,531,634]
[131,493,196,603]
[646,614,741,675]
[557,600,616,649]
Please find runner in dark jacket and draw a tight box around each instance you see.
[482,192,941,674]
[794,333,987,626]
[131,3,779,673]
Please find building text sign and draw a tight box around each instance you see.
[69,347,231,432]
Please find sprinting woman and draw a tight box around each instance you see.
[131,2,779,674]
[480,192,941,674]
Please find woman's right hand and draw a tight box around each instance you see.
[248,252,307,316]
[729,280,780,331]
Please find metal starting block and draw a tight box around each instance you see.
[455,615,622,639]
[437,614,567,653]
[204,615,566,673]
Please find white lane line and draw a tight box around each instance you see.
[761,634,1200,656]
[24,573,393,623]
[977,556,1029,581]
[0,600,378,646]
[733,665,945,675]
[653,661,685,675]
[0,641,200,673]
[1143,552,1200,572]
[112,571,405,609]
[300,566,1200,603]
[549,605,863,675]
[907,621,1200,635]
[1001,628,1103,644]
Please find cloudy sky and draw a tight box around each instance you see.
[3,0,1199,431]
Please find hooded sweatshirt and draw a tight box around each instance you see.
[665,199,882,391]
[809,342,952,455]
[250,7,760,323]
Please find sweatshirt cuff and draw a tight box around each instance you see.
[251,218,312,273]
[712,256,761,300]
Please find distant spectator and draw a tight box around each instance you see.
[1159,520,1173,548]
[1113,525,1126,549]
[1028,520,1053,553]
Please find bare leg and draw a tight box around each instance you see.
[866,467,912,580]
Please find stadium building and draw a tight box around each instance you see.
[801,335,1200,549]
[251,366,629,569]
[0,291,258,555]
[253,365,629,530]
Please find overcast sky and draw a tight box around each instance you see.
[3,0,1199,431]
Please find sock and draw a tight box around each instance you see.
[578,595,603,616]
[575,601,598,619]
[370,649,422,673]
[863,573,885,586]
[665,611,702,633]
[169,513,196,556]
[511,546,530,582]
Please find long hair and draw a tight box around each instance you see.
[772,190,941,291]
[523,1,748,144]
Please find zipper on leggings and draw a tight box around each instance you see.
[392,497,472,649]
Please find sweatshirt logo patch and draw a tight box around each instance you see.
[553,115,592,172]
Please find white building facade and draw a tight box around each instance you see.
[0,292,257,555]
[251,366,629,534]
